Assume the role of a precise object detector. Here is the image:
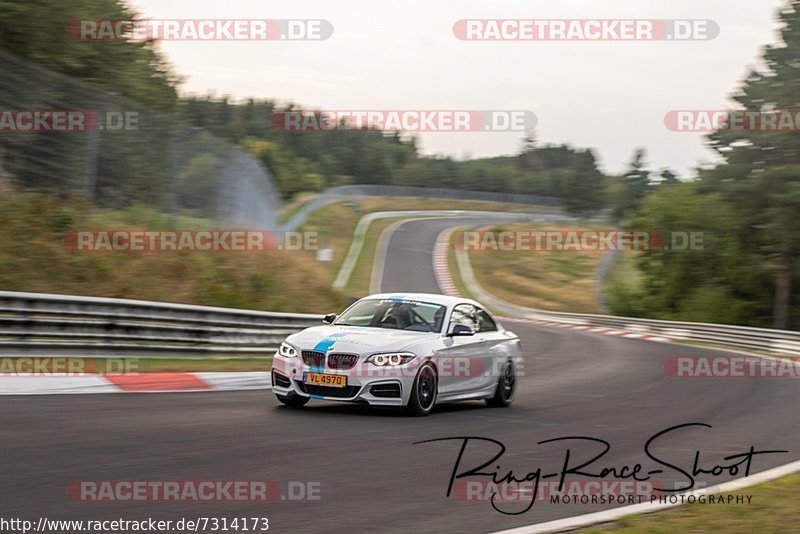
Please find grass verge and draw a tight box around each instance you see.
[0,191,349,313]
[464,223,604,313]
[582,474,800,533]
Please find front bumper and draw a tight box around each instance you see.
[271,353,415,406]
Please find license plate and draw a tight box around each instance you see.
[304,372,347,388]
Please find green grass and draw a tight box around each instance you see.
[603,252,646,317]
[297,201,363,284]
[582,474,800,533]
[465,223,605,313]
[0,190,348,313]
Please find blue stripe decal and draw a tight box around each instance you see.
[313,332,346,353]
[310,394,325,400]
[309,366,325,373]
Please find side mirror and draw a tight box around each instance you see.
[322,313,337,324]
[448,324,475,337]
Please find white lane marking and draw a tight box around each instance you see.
[520,320,676,345]
[0,372,272,395]
[0,374,118,395]
[195,372,272,391]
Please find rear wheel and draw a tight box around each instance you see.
[405,363,437,416]
[276,394,309,407]
[486,360,515,407]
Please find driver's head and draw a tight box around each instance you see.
[389,304,412,328]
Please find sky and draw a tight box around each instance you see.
[128,0,788,178]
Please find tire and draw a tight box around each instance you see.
[405,362,438,416]
[486,360,516,407]
[275,393,310,407]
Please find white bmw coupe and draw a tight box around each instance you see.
[271,293,522,416]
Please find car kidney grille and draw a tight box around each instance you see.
[302,350,325,368]
[327,353,359,370]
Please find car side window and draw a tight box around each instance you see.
[475,307,498,333]
[449,304,477,332]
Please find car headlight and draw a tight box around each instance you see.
[278,342,298,358]
[366,352,416,366]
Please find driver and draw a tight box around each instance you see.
[385,303,413,329]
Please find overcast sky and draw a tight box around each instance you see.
[128,0,787,178]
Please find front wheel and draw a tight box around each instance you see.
[405,363,438,416]
[486,360,516,407]
[275,394,309,407]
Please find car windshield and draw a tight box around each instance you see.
[335,298,446,333]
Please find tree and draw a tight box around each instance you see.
[561,150,606,215]
[609,182,771,325]
[178,154,219,211]
[0,0,178,109]
[655,169,680,186]
[609,148,651,221]
[703,0,800,329]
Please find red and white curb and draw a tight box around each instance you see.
[432,228,671,345]
[0,372,271,395]
[433,228,460,297]
[527,320,671,343]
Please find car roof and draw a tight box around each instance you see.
[365,292,482,309]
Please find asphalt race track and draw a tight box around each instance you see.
[2,217,800,533]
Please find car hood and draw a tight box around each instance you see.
[284,325,438,355]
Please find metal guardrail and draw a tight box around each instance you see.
[521,307,800,356]
[450,236,800,357]
[280,184,564,233]
[0,291,322,358]
[4,274,800,361]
